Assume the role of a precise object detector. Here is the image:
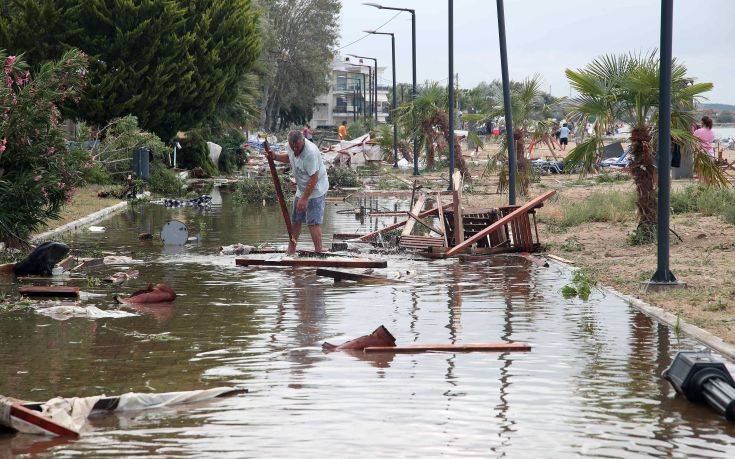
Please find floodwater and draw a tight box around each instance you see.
[1,188,734,457]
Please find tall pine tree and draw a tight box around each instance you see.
[0,0,261,138]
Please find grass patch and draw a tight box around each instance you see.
[595,172,629,184]
[552,191,635,229]
[671,185,735,224]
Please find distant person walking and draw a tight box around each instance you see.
[558,123,570,151]
[693,115,715,158]
[338,120,348,140]
[265,130,329,254]
[302,123,313,142]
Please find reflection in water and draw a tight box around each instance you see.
[1,194,735,457]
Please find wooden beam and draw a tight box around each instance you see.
[443,190,556,257]
[436,193,449,247]
[19,285,80,298]
[406,211,443,236]
[401,194,426,237]
[452,170,464,245]
[236,257,387,269]
[316,268,399,283]
[264,141,293,242]
[8,403,80,438]
[357,205,441,241]
[363,342,531,353]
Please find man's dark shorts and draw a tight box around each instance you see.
[292,194,326,226]
[560,137,568,146]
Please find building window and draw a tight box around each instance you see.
[336,76,347,91]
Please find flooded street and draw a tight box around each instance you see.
[1,191,734,457]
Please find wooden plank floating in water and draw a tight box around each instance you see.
[7,403,80,438]
[236,257,387,269]
[363,342,531,353]
[19,285,80,298]
[316,268,398,283]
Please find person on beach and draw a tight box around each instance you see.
[338,120,348,140]
[558,123,570,151]
[693,115,715,158]
[265,130,329,254]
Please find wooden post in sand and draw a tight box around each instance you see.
[264,140,293,242]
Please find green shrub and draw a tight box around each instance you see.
[218,149,238,175]
[328,167,361,188]
[557,191,635,228]
[232,178,291,204]
[84,162,111,185]
[178,131,218,176]
[149,164,185,196]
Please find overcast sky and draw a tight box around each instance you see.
[337,0,735,105]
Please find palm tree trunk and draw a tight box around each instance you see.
[630,125,656,235]
[424,127,436,169]
[514,129,529,196]
[453,135,472,183]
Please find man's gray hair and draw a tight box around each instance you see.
[288,130,304,145]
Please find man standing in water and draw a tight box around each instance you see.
[265,130,329,254]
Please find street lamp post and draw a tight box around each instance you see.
[496,0,516,205]
[366,30,398,168]
[348,54,378,122]
[364,2,419,175]
[650,0,679,287]
[448,0,455,189]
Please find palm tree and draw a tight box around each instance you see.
[486,75,557,195]
[395,83,471,181]
[564,52,726,239]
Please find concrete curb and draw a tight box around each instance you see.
[545,256,735,361]
[32,201,128,242]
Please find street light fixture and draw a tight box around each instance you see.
[365,29,399,168]
[364,2,419,175]
[347,54,378,122]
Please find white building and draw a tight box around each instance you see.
[309,55,390,129]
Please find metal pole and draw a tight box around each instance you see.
[391,33,398,168]
[448,0,455,190]
[651,0,676,284]
[496,0,516,205]
[362,73,366,118]
[368,66,372,121]
[374,60,378,122]
[411,11,419,176]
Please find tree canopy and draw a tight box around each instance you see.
[0,0,261,138]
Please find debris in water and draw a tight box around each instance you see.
[322,325,396,351]
[12,242,70,277]
[115,283,176,304]
[219,243,255,255]
[103,269,139,285]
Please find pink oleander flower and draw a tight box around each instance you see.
[3,56,16,74]
[47,146,56,155]
[0,138,6,154]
